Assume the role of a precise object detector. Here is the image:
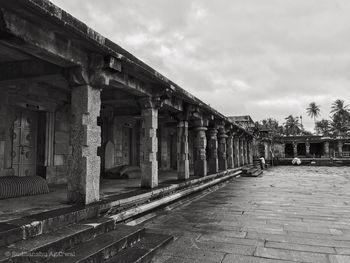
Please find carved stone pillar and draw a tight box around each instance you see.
[244,139,248,165]
[218,128,228,171]
[226,132,234,168]
[68,84,101,204]
[177,120,189,180]
[207,127,219,174]
[193,126,207,177]
[324,141,330,157]
[247,140,253,164]
[240,138,244,166]
[139,97,160,188]
[234,137,240,167]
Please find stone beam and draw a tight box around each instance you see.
[0,59,63,85]
[0,8,88,67]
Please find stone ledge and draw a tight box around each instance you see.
[0,167,245,247]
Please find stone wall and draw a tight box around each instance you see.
[273,142,284,158]
[112,116,137,167]
[46,104,71,184]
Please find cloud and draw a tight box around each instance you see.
[51,0,350,131]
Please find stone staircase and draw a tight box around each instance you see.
[0,168,242,262]
[0,217,172,263]
[241,159,263,177]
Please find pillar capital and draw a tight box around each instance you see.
[65,66,110,88]
[209,127,218,137]
[138,96,164,110]
[192,118,209,128]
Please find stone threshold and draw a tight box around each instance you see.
[0,166,245,247]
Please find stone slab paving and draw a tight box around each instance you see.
[146,166,350,263]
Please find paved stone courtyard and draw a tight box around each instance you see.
[145,166,350,263]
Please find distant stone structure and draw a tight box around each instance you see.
[228,115,255,133]
[274,136,350,159]
[0,0,255,204]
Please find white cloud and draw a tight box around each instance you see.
[51,0,350,132]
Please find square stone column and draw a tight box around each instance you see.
[68,85,101,204]
[218,128,228,171]
[207,128,219,174]
[193,126,207,177]
[234,137,240,167]
[177,120,189,180]
[226,133,234,168]
[140,105,159,188]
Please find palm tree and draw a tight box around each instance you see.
[315,119,331,136]
[331,99,349,116]
[330,99,350,137]
[284,115,301,136]
[306,102,321,125]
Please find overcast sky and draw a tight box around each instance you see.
[51,0,350,131]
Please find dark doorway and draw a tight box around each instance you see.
[310,143,323,158]
[297,143,306,156]
[285,143,294,157]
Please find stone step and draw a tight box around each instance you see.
[0,204,98,248]
[106,232,173,263]
[0,168,241,249]
[241,166,263,177]
[0,219,126,263]
[44,226,146,263]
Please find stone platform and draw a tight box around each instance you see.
[147,166,350,263]
[0,170,190,222]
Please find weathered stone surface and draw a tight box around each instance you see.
[329,255,350,263]
[193,126,207,177]
[140,106,158,188]
[149,166,350,263]
[67,85,101,204]
[218,128,227,171]
[254,247,329,263]
[226,134,234,168]
[234,138,240,167]
[207,128,219,174]
[177,121,189,180]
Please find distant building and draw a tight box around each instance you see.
[272,135,350,165]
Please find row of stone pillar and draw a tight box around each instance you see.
[191,124,252,178]
[287,141,343,158]
[68,86,252,204]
